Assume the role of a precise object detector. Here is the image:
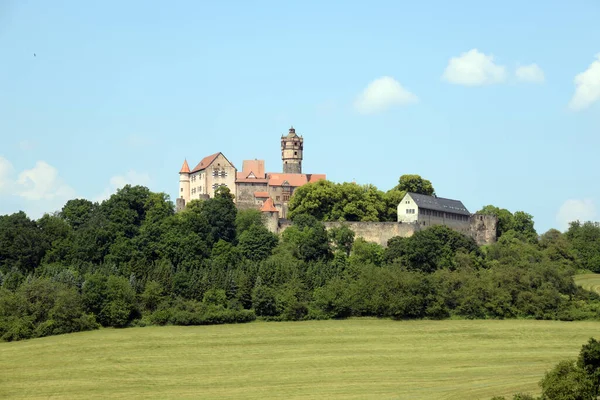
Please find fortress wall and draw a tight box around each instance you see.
[419,216,471,235]
[470,214,498,245]
[322,222,418,247]
[275,217,497,247]
[277,220,418,247]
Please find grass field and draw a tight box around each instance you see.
[2,319,599,399]
[575,273,600,295]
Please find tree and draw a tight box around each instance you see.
[328,224,355,256]
[200,186,237,244]
[235,209,264,237]
[282,214,331,262]
[60,199,97,230]
[238,224,279,261]
[349,238,384,267]
[566,221,600,273]
[577,338,600,395]
[539,360,595,400]
[389,225,480,273]
[394,174,435,196]
[0,212,48,274]
[512,211,538,242]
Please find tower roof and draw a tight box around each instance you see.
[260,197,278,212]
[179,159,190,174]
[286,126,297,137]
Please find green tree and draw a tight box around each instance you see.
[282,214,331,262]
[328,224,355,256]
[566,221,600,273]
[238,223,279,261]
[0,212,48,274]
[200,186,237,244]
[577,338,600,395]
[60,199,97,230]
[235,209,264,237]
[394,174,435,196]
[539,360,595,400]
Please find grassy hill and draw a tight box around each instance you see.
[574,273,600,295]
[1,319,599,399]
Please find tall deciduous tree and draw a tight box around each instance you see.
[394,174,435,196]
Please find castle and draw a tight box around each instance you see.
[177,127,497,246]
[177,126,325,218]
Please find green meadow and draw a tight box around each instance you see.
[2,319,599,400]
[574,273,600,295]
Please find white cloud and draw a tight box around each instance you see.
[442,49,507,86]
[0,157,75,218]
[0,156,14,192]
[17,161,75,201]
[354,76,418,115]
[568,54,600,111]
[515,63,545,83]
[95,170,152,203]
[556,199,597,231]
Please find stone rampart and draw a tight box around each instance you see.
[275,216,497,246]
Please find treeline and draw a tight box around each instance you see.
[1,184,600,342]
[491,338,600,400]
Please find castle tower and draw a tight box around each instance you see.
[177,159,190,211]
[281,126,303,174]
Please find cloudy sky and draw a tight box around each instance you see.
[1,0,599,233]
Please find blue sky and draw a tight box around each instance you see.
[1,0,599,233]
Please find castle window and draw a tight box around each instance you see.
[180,188,183,192]
[276,196,280,201]
[283,194,290,202]
[294,151,297,156]
[191,188,197,195]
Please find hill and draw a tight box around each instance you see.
[574,273,600,296]
[1,319,599,399]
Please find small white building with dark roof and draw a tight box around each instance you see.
[398,192,472,233]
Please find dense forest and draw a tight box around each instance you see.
[1,176,600,342]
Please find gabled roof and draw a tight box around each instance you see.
[260,197,278,212]
[267,173,326,187]
[407,192,471,216]
[192,152,220,173]
[191,152,237,173]
[236,171,269,183]
[179,159,190,174]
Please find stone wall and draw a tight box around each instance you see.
[236,182,268,208]
[469,214,498,245]
[274,216,497,246]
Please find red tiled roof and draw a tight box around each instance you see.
[308,174,326,183]
[241,160,265,178]
[254,191,269,198]
[192,152,220,173]
[179,159,190,174]
[236,171,269,183]
[267,173,326,187]
[260,197,278,212]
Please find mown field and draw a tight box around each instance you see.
[2,319,599,400]
[574,273,600,295]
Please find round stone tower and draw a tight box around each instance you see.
[281,126,303,174]
[178,159,190,205]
